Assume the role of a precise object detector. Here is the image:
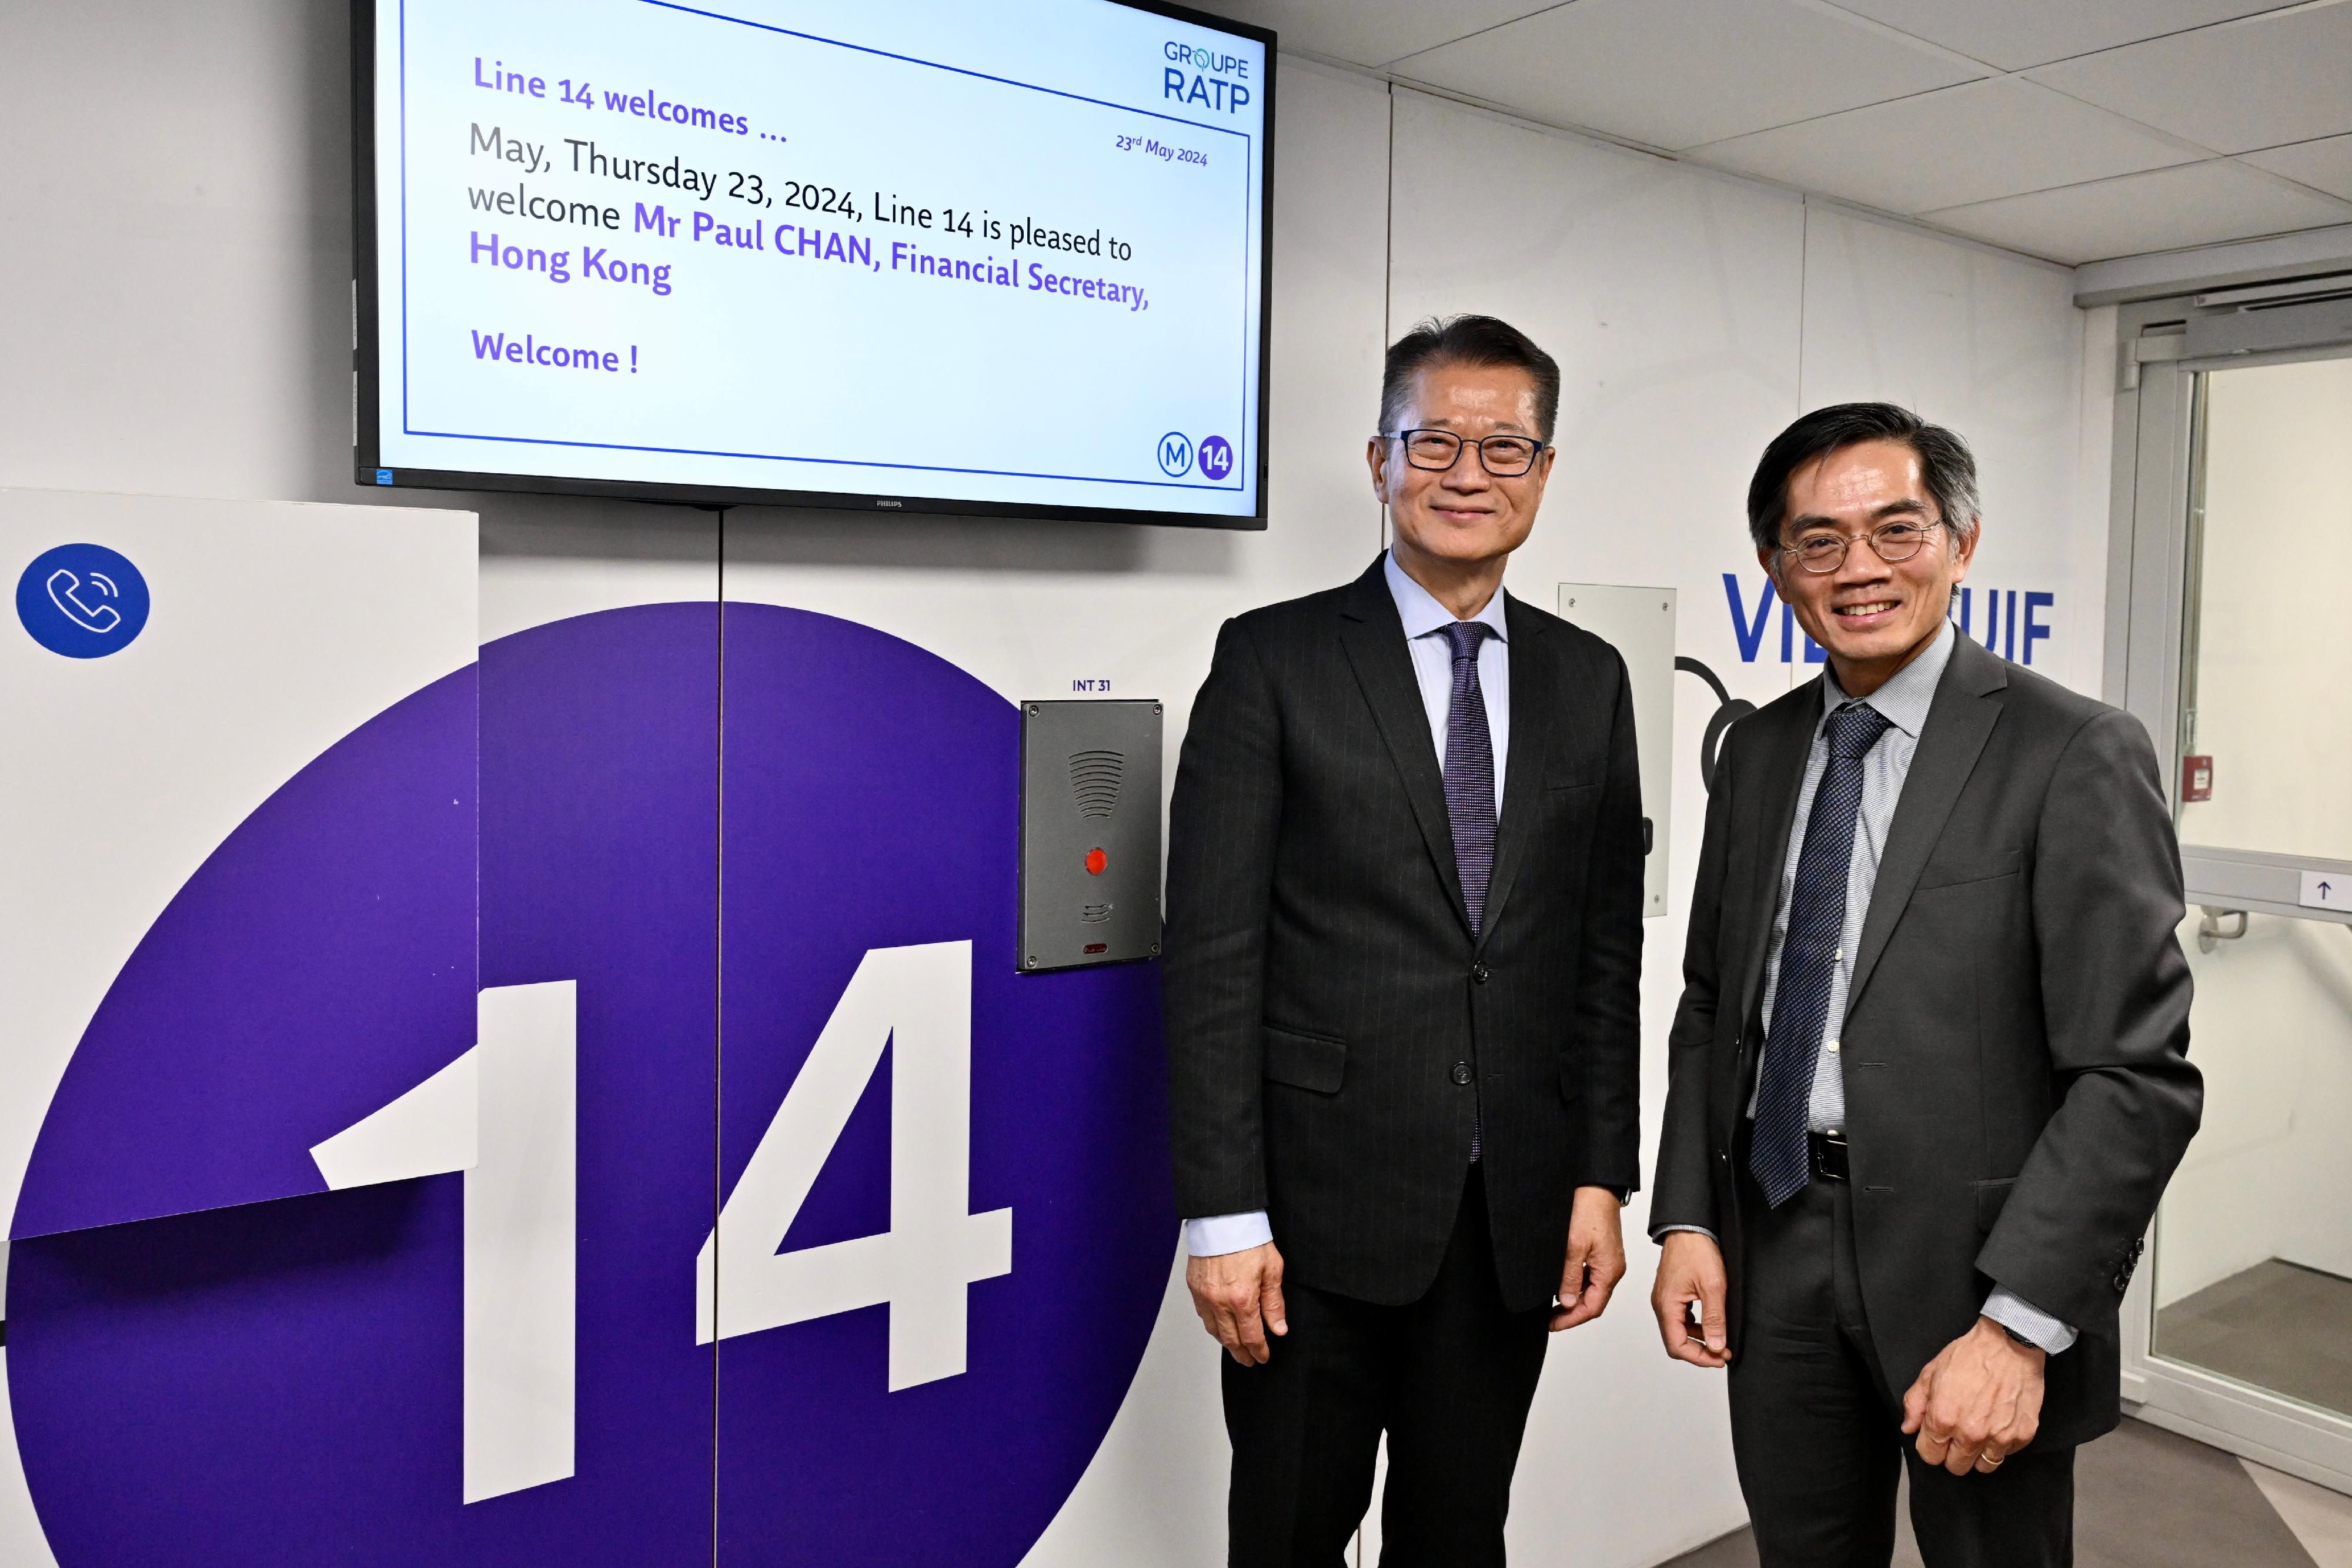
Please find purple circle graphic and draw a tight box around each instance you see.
[7,604,1172,1566]
[1197,436,1234,483]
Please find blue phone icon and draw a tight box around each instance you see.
[18,543,151,658]
[47,567,124,633]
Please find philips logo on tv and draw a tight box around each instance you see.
[1162,40,1251,113]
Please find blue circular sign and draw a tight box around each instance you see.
[1155,432,1192,477]
[1197,436,1234,483]
[16,543,150,658]
[8,604,1171,1566]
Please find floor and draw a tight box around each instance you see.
[1662,1416,2352,1567]
[2158,1259,2352,1421]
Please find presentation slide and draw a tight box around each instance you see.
[366,0,1269,521]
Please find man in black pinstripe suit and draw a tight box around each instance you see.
[1164,316,1647,1566]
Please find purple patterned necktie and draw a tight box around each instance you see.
[1442,621,1496,1162]
[1441,622,1499,932]
[1749,700,1892,1207]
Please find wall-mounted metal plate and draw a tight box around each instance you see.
[1559,583,1677,919]
[1020,700,1162,971]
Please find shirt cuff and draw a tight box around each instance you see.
[1651,1223,1718,1245]
[1184,1211,1274,1258]
[1983,1286,2078,1354]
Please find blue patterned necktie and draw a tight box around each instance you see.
[1749,700,1892,1208]
[1442,621,1497,1164]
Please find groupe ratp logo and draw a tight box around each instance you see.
[1161,38,1252,114]
[1162,40,1249,77]
[1155,433,1235,482]
[16,541,151,658]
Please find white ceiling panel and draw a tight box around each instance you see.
[1689,78,2203,215]
[1823,0,2296,72]
[1917,159,2352,265]
[1181,0,1553,69]
[1389,0,1985,152]
[2027,2,2352,155]
[2241,133,2352,200]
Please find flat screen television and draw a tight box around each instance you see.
[353,0,1274,527]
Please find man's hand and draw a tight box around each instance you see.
[1902,1316,2046,1475]
[1186,1241,1288,1366]
[1650,1230,1732,1368]
[1550,1185,1628,1331]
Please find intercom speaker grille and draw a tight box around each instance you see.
[1022,700,1160,972]
[1068,750,1125,820]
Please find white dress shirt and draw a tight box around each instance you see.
[1184,553,1511,1260]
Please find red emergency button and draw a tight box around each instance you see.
[1085,847,1108,875]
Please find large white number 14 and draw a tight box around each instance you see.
[695,941,1013,1390]
[305,944,1005,1510]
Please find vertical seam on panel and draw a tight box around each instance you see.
[713,510,726,1568]
[1382,83,1395,351]
[1796,196,1809,417]
[1381,83,1397,553]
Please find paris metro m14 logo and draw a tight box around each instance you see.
[1720,573,2057,666]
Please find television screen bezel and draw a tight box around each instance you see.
[350,0,1276,530]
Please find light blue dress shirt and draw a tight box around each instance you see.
[1752,618,1956,1133]
[1183,553,1511,1261]
[1385,549,1511,820]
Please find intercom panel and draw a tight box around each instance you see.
[1020,700,1162,971]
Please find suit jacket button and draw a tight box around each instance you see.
[1471,962,1491,985]
[1451,1061,1474,1086]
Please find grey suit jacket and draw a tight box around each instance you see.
[1163,557,1646,1312]
[1652,631,2201,1448]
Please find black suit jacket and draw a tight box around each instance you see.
[1164,556,1645,1313]
[1652,632,2201,1447]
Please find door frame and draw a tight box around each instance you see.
[2104,273,2352,1493]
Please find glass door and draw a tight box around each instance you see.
[2123,342,2352,1490]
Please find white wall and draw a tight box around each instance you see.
[0,7,2108,1563]
[1800,205,2100,696]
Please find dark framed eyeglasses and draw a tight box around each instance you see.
[1379,428,1549,477]
[1778,518,1949,574]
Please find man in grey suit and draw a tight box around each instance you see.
[1164,316,1646,1564]
[1648,403,2201,1566]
